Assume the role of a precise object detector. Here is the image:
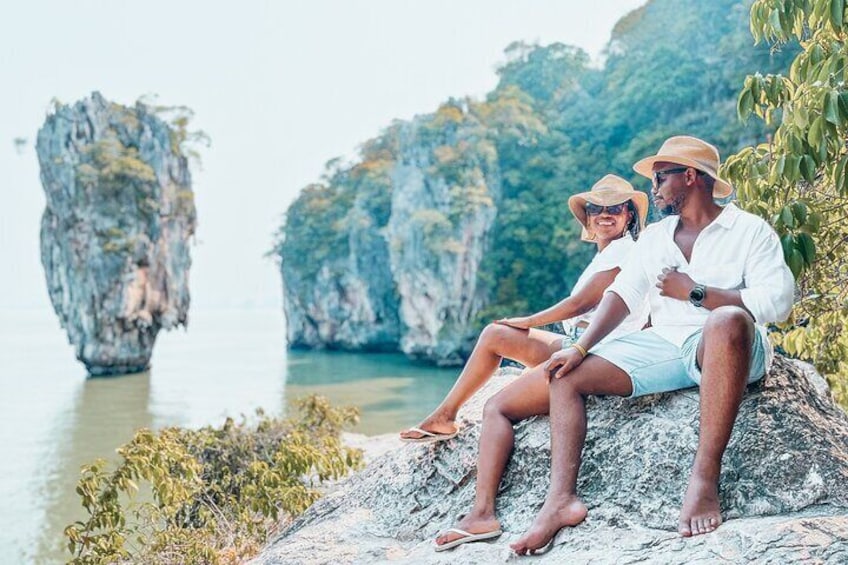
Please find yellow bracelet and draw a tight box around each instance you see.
[570,343,588,358]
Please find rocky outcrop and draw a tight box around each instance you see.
[37,92,196,376]
[386,116,500,365]
[280,105,500,364]
[254,357,848,563]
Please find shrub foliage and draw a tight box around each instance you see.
[64,396,363,564]
[726,0,848,404]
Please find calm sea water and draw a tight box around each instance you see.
[0,308,458,563]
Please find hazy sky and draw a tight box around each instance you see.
[0,0,645,311]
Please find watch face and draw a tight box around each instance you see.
[689,285,705,305]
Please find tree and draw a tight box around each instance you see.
[726,0,848,404]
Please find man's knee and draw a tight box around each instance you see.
[704,306,754,342]
[549,373,586,399]
[482,394,507,422]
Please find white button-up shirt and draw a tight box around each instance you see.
[607,203,795,358]
[564,236,650,343]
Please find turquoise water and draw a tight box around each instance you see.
[0,308,458,563]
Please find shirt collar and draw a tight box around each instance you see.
[663,202,739,234]
[712,202,739,230]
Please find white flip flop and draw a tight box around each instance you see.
[434,527,503,551]
[399,426,459,444]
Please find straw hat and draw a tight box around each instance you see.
[568,174,649,242]
[632,135,733,198]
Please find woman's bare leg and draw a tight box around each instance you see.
[401,324,562,439]
[435,363,551,545]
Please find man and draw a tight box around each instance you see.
[510,136,795,554]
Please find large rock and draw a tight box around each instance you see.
[254,356,848,563]
[280,105,500,365]
[37,92,196,376]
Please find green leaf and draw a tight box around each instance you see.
[738,89,755,120]
[824,90,840,125]
[791,201,808,225]
[832,0,845,29]
[797,232,816,264]
[834,155,848,193]
[786,247,804,279]
[771,155,787,184]
[801,154,818,183]
[807,211,823,232]
[794,106,810,129]
[781,205,796,228]
[808,116,824,150]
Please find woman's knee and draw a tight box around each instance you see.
[478,323,506,347]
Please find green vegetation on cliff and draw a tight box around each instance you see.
[278,2,795,340]
[277,0,848,405]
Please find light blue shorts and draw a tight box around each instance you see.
[589,328,769,398]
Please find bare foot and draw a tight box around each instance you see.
[435,511,501,547]
[509,496,587,555]
[678,474,722,537]
[399,412,457,440]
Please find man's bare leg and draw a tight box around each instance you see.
[401,324,560,440]
[680,306,754,536]
[510,356,632,555]
[436,364,551,546]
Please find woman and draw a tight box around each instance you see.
[398,174,650,551]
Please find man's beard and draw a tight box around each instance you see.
[659,195,685,216]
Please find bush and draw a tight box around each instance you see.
[64,396,363,564]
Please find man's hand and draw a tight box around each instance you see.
[544,347,584,381]
[656,266,695,301]
[495,316,534,329]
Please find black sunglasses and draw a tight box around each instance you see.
[585,202,628,216]
[652,166,703,187]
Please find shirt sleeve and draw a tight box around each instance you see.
[606,231,652,315]
[738,221,795,324]
[592,236,632,272]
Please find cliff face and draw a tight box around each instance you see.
[280,105,499,364]
[254,357,848,563]
[37,92,196,376]
[387,116,500,364]
[276,0,796,367]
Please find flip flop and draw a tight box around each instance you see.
[399,426,459,444]
[434,527,503,552]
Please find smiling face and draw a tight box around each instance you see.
[585,201,632,244]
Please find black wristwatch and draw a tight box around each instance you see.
[689,283,707,307]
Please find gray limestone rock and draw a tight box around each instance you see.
[37,92,196,376]
[280,105,500,365]
[253,356,848,563]
[387,117,500,365]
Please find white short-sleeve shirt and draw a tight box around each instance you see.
[563,236,650,343]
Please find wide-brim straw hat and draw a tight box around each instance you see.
[568,174,649,242]
[632,135,733,198]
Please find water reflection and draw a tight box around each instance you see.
[35,371,154,562]
[284,351,457,435]
[1,309,460,563]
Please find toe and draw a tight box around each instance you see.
[678,521,692,537]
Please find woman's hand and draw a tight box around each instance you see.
[544,347,585,381]
[494,316,534,329]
